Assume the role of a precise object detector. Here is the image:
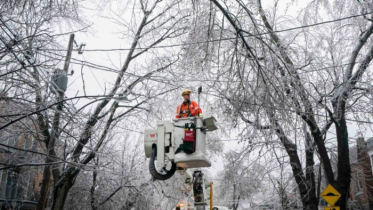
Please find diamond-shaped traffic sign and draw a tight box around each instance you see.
[321,184,341,206]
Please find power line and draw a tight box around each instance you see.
[38,12,373,52]
[2,20,373,126]
[35,50,370,83]
[4,48,373,126]
[0,17,54,87]
[81,54,105,92]
[3,9,371,86]
[37,51,183,88]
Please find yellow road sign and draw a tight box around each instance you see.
[325,207,340,210]
[321,184,341,206]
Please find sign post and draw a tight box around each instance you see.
[321,184,341,210]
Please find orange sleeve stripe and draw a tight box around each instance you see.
[175,105,180,118]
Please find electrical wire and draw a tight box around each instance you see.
[2,9,371,88]
[37,50,183,88]
[38,52,370,82]
[4,12,370,182]
[81,54,105,92]
[3,51,373,126]
[2,12,373,125]
[0,20,53,88]
[37,12,373,52]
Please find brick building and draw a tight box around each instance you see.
[0,95,44,209]
[348,137,373,210]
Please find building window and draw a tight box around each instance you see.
[23,173,30,199]
[355,171,363,193]
[5,169,20,199]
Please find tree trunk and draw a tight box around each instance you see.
[91,164,98,210]
[232,183,239,210]
[334,117,351,210]
[52,179,74,210]
[304,132,318,210]
[37,98,64,210]
[269,114,318,210]
[37,166,51,209]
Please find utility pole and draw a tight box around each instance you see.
[37,34,74,210]
[63,34,74,75]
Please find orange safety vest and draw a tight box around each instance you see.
[175,101,202,118]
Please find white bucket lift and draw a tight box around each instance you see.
[144,116,217,180]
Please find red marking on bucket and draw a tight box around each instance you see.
[185,132,194,137]
[184,130,195,142]
[150,134,156,138]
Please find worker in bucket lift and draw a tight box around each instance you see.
[175,89,202,119]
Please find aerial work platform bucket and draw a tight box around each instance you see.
[144,116,217,180]
[173,117,210,168]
